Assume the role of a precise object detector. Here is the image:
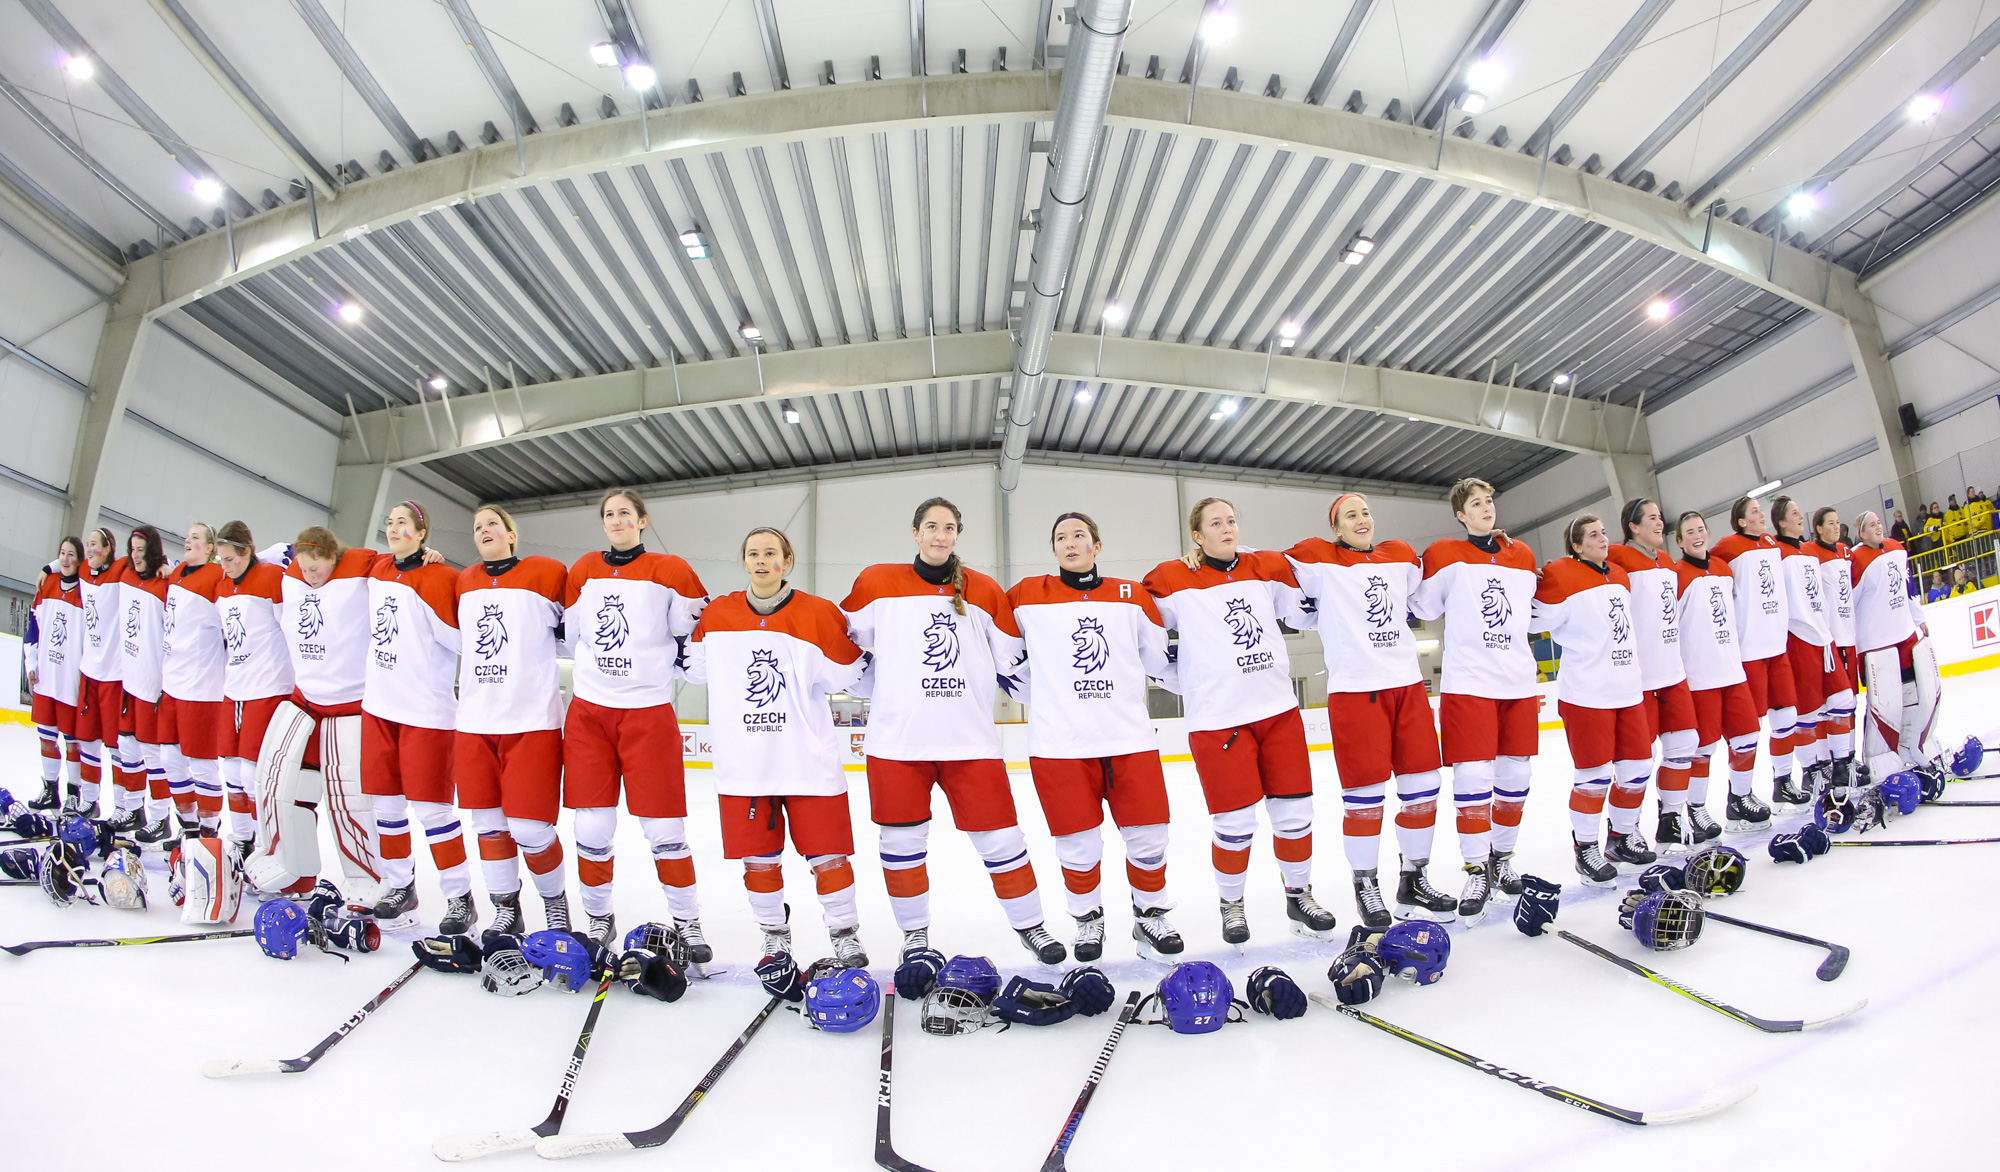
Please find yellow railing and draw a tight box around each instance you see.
[1910,526,2000,590]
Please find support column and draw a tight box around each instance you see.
[1839,294,1922,516]
[1599,452,1661,514]
[330,461,395,550]
[63,274,156,535]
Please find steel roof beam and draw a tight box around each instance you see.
[1611,0,1811,184]
[1415,0,1528,130]
[0,71,187,244]
[1521,0,1674,161]
[288,0,430,163]
[594,0,667,110]
[1304,0,1379,107]
[0,150,127,273]
[440,0,540,137]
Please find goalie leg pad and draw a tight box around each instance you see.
[320,714,382,891]
[179,835,245,924]
[1908,636,1944,764]
[249,702,322,893]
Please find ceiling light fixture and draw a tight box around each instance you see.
[191,178,224,205]
[1552,372,1570,386]
[1199,6,1237,44]
[1101,302,1127,326]
[679,230,709,260]
[1646,299,1672,321]
[783,407,801,424]
[1458,91,1489,115]
[337,302,363,323]
[1750,479,1782,497]
[589,42,618,67]
[1909,93,1944,121]
[1074,388,1094,405]
[1339,233,1375,266]
[1278,320,1300,347]
[740,324,763,343]
[624,63,657,90]
[1785,191,1816,217]
[1465,58,1504,93]
[428,377,448,391]
[62,55,94,81]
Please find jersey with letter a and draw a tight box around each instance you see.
[163,563,228,703]
[456,557,567,735]
[1414,536,1538,699]
[565,550,707,710]
[1144,551,1304,731]
[1775,537,1831,647]
[119,566,171,703]
[78,556,127,682]
[1850,540,1916,653]
[686,590,866,797]
[1818,541,1855,647]
[25,575,83,704]
[1607,544,1685,689]
[842,562,1020,762]
[1533,558,1641,710]
[364,556,462,731]
[1709,533,1788,661]
[216,562,294,702]
[1007,575,1172,759]
[1673,557,1747,691]
[282,549,380,706]
[1286,538,1423,694]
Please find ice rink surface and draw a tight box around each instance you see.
[6,677,1998,1172]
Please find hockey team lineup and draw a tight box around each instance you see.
[7,478,1990,1167]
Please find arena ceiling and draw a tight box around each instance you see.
[4,0,1998,503]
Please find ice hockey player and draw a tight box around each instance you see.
[1710,497,1802,807]
[1670,512,1766,834]
[1608,500,1701,849]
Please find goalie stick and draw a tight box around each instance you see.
[1306,993,1754,1125]
[432,971,618,1161]
[1558,931,1864,1032]
[203,960,422,1076]
[1830,835,2000,846]
[3,928,253,955]
[535,995,784,1159]
[1704,911,1850,981]
[1040,991,1143,1172]
[876,983,939,1172]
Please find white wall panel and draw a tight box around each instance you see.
[0,482,65,592]
[1004,466,1180,587]
[812,465,997,603]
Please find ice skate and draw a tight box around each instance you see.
[1725,791,1772,832]
[1218,897,1250,948]
[1688,804,1724,842]
[830,924,868,968]
[1351,869,1393,930]
[1394,857,1457,922]
[1488,850,1524,897]
[1456,862,1491,925]
[26,781,59,812]
[541,892,572,934]
[1072,908,1106,963]
[760,904,793,958]
[585,909,616,943]
[675,917,714,965]
[1655,809,1693,853]
[58,788,82,818]
[1131,904,1185,963]
[1572,836,1617,886]
[438,894,478,937]
[487,890,524,937]
[1772,770,1812,808]
[1285,886,1338,939]
[135,816,174,849]
[369,882,420,930]
[901,927,930,953]
[1016,922,1067,965]
[1605,828,1657,867]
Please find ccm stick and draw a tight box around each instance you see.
[1307,993,1754,1125]
[1040,991,1143,1172]
[1704,911,1850,981]
[535,995,785,1159]
[204,961,422,1076]
[432,971,618,1161]
[1558,932,1864,1032]
[3,928,253,955]
[875,984,939,1172]
[1830,835,2000,846]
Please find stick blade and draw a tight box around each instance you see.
[1815,946,1851,982]
[535,1132,636,1159]
[432,1130,539,1162]
[202,1057,291,1077]
[1640,1082,1757,1125]
[1800,999,1867,1030]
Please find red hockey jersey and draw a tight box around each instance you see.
[217,561,294,702]
[25,574,83,705]
[78,555,127,682]
[1533,557,1640,710]
[118,565,171,703]
[1285,538,1424,694]
[1851,540,1916,654]
[282,549,380,706]
[1144,551,1305,732]
[456,557,566,735]
[842,562,1021,762]
[1607,544,1685,690]
[364,556,462,731]
[1414,537,1538,699]
[1007,574,1172,759]
[1673,556,1747,691]
[163,562,228,703]
[565,550,707,710]
[1709,533,1788,661]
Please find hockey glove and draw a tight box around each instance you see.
[1245,966,1308,1020]
[893,946,946,1001]
[1800,823,1831,857]
[0,844,40,881]
[1920,762,1951,802]
[1513,874,1561,937]
[413,934,484,975]
[1638,862,1686,892]
[303,879,346,926]
[319,907,381,954]
[6,811,55,840]
[1617,889,1647,930]
[1767,832,1812,865]
[1327,946,1386,1006]
[1059,966,1116,1017]
[0,787,17,817]
[619,947,688,1003]
[757,951,805,1003]
[991,975,1076,1027]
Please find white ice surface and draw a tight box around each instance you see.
[5,678,1998,1172]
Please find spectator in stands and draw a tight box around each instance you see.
[1951,565,1977,597]
[1928,571,1951,603]
[1890,510,1912,544]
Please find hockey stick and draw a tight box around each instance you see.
[1703,911,1850,981]
[1558,932,1863,1032]
[432,972,618,1161]
[1306,993,1754,1124]
[535,995,785,1159]
[1829,835,2000,846]
[203,960,422,1076]
[876,984,939,1172]
[1,878,35,886]
[1040,990,1143,1172]
[1927,800,2000,806]
[2,928,253,955]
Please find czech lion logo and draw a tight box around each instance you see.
[297,594,325,640]
[1224,598,1264,649]
[1071,617,1110,675]
[1607,596,1630,644]
[372,598,399,647]
[1364,576,1393,628]
[474,604,508,660]
[594,595,629,652]
[922,613,960,671]
[1480,579,1511,629]
[747,648,786,707]
[223,609,246,653]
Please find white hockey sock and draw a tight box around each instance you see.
[1267,795,1313,891]
[62,742,82,791]
[640,816,698,921]
[412,801,472,898]
[1569,767,1611,840]
[573,806,618,916]
[1608,760,1650,834]
[1210,805,1257,903]
[142,743,170,821]
[37,726,60,785]
[1340,782,1385,871]
[878,821,931,932]
[1118,822,1172,913]
[222,757,256,841]
[77,741,101,806]
[161,744,192,810]
[967,825,1044,930]
[1727,735,1758,796]
[1770,707,1798,777]
[509,818,567,900]
[1491,755,1532,854]
[1052,828,1106,918]
[1690,742,1719,806]
[374,793,417,889]
[808,854,859,929]
[744,854,786,927]
[1393,769,1442,864]
[1450,759,1494,864]
[467,806,520,895]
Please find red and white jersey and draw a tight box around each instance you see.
[25,575,83,705]
[686,590,866,797]
[455,557,566,735]
[281,549,380,707]
[1145,552,1304,731]
[1775,538,1831,647]
[1007,574,1172,759]
[364,556,462,731]
[564,550,707,710]
[162,563,227,703]
[118,566,171,703]
[842,562,1019,761]
[1709,533,1788,661]
[1674,556,1747,691]
[1533,558,1641,710]
[1284,539,1424,694]
[1607,544,1686,690]
[1851,540,1917,653]
[1819,542,1856,647]
[1413,537,1538,699]
[216,562,294,702]
[78,556,127,682]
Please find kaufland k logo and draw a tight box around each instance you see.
[1971,601,1999,649]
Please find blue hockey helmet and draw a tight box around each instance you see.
[1628,889,1705,951]
[1377,921,1451,985]
[1878,772,1923,817]
[1154,961,1236,1035]
[1952,735,1983,778]
[521,930,602,993]
[805,967,881,1033]
[255,898,309,960]
[1682,844,1747,896]
[936,954,1001,1002]
[57,814,102,859]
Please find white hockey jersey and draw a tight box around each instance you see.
[1007,574,1173,759]
[1413,536,1538,700]
[1776,538,1831,648]
[1819,541,1856,647]
[1285,538,1424,694]
[1851,540,1917,654]
[1145,551,1305,731]
[216,561,294,702]
[455,557,566,735]
[364,556,462,731]
[1710,533,1788,661]
[78,556,126,682]
[1673,556,1748,691]
[162,562,228,703]
[1533,557,1641,710]
[841,561,1020,762]
[564,550,707,710]
[282,549,380,707]
[1607,544,1686,690]
[25,574,83,705]
[118,566,171,704]
[686,589,866,796]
